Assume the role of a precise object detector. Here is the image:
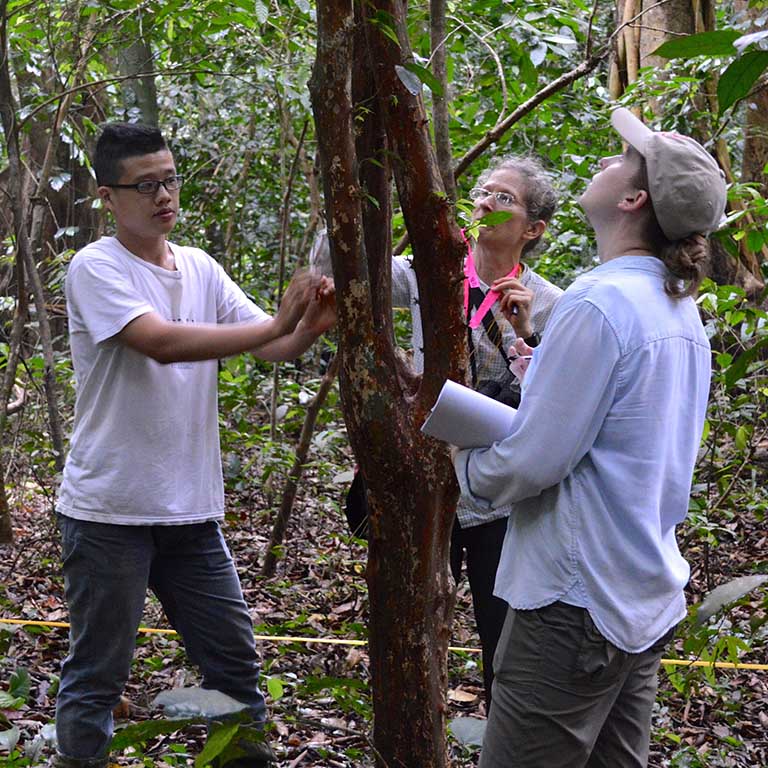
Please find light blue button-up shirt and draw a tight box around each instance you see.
[454,256,711,652]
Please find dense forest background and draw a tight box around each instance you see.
[1,0,767,765]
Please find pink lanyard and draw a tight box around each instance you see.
[462,233,521,329]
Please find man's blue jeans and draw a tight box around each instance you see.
[55,515,267,763]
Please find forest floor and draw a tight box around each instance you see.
[1,452,767,768]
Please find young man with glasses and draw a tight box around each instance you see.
[53,122,334,768]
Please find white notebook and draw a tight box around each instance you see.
[421,379,517,449]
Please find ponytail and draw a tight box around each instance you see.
[632,154,710,298]
[659,237,710,298]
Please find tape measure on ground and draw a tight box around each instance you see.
[2,617,767,671]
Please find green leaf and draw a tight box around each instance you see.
[403,62,443,96]
[0,727,20,753]
[716,352,733,368]
[449,717,486,746]
[49,172,72,191]
[478,211,513,227]
[369,12,400,48]
[735,425,749,452]
[718,51,768,114]
[734,30,768,53]
[195,721,240,767]
[9,668,30,702]
[519,53,537,91]
[254,0,268,24]
[652,30,741,59]
[530,41,547,67]
[724,335,768,388]
[395,65,421,95]
[266,676,284,701]
[746,227,766,254]
[0,691,24,709]
[110,717,197,751]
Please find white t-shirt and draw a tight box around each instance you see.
[56,236,269,525]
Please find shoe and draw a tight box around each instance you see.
[208,735,276,767]
[50,753,109,768]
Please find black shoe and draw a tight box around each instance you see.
[50,754,109,768]
[208,736,276,767]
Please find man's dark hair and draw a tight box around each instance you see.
[94,123,168,186]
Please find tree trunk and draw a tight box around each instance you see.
[0,478,12,544]
[21,17,101,470]
[742,85,768,189]
[637,0,694,70]
[0,385,24,544]
[0,0,29,541]
[430,0,455,201]
[117,28,160,125]
[738,0,768,195]
[310,0,467,762]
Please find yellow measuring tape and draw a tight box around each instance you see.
[3,618,768,671]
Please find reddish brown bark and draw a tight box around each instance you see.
[310,0,467,763]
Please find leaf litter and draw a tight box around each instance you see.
[1,446,766,767]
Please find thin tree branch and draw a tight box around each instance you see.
[262,353,340,577]
[447,16,509,125]
[431,0,455,200]
[19,67,267,130]
[269,119,309,441]
[585,0,599,57]
[392,1,678,255]
[452,54,602,179]
[606,0,678,46]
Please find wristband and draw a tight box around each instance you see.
[523,332,540,348]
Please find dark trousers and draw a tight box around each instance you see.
[55,516,266,763]
[450,516,509,712]
[480,602,673,768]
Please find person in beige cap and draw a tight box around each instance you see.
[452,108,726,768]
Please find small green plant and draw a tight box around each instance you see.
[109,712,274,767]
[295,675,371,717]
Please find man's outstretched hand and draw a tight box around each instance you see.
[301,275,336,336]
[274,269,319,335]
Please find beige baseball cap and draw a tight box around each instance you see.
[610,108,727,241]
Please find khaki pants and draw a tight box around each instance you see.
[479,602,673,768]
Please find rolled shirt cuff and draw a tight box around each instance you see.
[453,448,494,510]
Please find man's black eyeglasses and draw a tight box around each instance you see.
[105,176,183,195]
